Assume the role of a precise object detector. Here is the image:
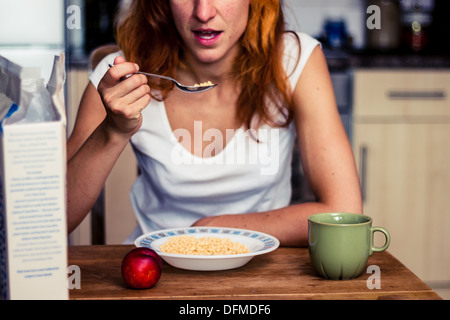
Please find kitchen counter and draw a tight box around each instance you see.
[323,48,450,70]
[68,47,450,71]
[349,52,450,69]
[68,245,442,301]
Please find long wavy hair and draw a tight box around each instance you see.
[115,0,299,129]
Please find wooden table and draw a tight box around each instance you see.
[68,245,442,300]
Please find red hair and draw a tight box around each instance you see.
[115,0,299,129]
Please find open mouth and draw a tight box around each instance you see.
[193,29,222,40]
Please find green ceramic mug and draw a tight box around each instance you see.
[308,212,390,280]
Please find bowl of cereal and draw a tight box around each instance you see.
[134,227,280,271]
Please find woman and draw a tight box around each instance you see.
[67,0,362,247]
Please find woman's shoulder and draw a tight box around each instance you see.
[283,31,321,57]
[282,32,321,88]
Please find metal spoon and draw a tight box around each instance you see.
[108,64,217,93]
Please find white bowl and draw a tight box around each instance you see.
[134,227,280,271]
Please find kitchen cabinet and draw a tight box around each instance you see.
[352,69,450,284]
[67,68,138,245]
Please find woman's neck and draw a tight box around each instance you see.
[177,46,240,89]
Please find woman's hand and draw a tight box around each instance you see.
[97,56,151,137]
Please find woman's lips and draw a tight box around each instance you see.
[193,29,223,46]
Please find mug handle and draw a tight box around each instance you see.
[370,227,391,255]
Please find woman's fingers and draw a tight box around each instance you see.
[113,55,126,65]
[97,58,152,135]
[129,94,152,119]
[101,61,139,85]
[115,74,149,99]
[102,75,150,110]
[124,79,151,104]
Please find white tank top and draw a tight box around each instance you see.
[89,32,320,241]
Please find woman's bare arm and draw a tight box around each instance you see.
[66,57,151,233]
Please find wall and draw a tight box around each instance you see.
[0,0,64,46]
[284,0,366,49]
[0,0,65,83]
